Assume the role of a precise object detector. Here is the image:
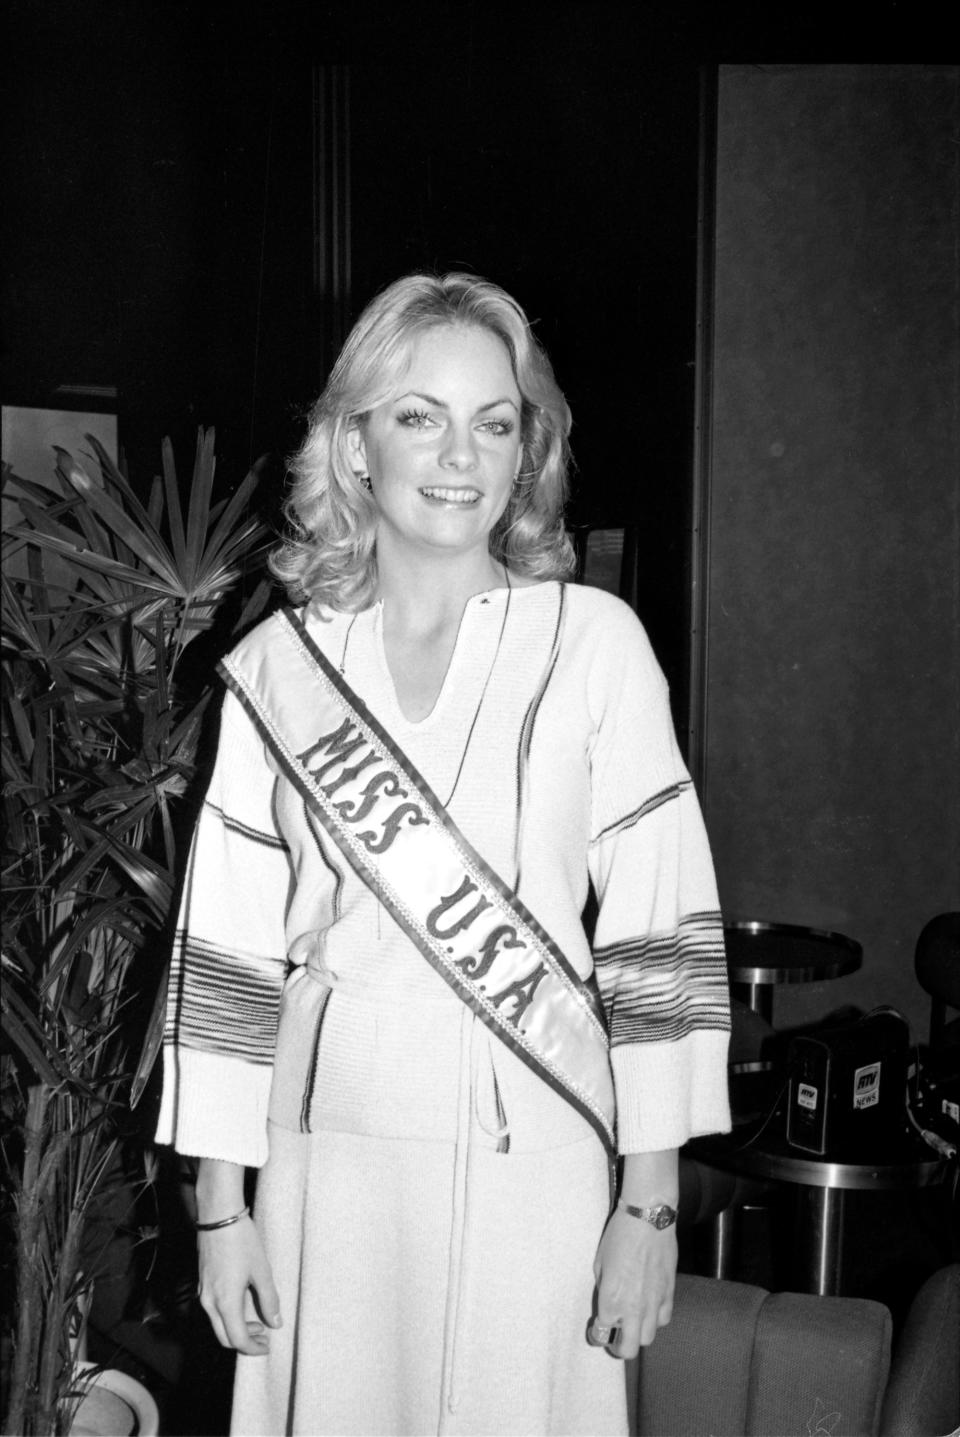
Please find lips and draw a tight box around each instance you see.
[419,486,481,504]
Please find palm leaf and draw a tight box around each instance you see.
[56,806,174,918]
[39,897,144,999]
[11,532,189,599]
[102,836,173,916]
[234,574,275,634]
[161,436,188,571]
[199,456,269,576]
[130,967,168,1111]
[184,426,218,586]
[0,985,72,1087]
[147,472,164,535]
[4,689,36,765]
[60,465,181,588]
[48,454,115,557]
[74,436,159,539]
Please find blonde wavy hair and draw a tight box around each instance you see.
[270,271,576,610]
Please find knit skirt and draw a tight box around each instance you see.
[231,976,629,1437]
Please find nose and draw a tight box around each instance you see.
[439,421,478,472]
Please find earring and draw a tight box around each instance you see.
[356,472,372,491]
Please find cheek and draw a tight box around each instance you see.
[494,435,521,475]
[367,434,408,481]
[492,469,517,520]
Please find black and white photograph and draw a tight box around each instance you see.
[2,5,958,1435]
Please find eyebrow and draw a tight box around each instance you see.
[396,391,519,414]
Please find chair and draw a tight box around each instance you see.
[633,1265,960,1437]
[880,1263,960,1436]
[915,912,960,1044]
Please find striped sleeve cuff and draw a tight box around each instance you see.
[593,913,730,1047]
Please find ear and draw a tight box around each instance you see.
[346,425,367,474]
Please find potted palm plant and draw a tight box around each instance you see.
[1,429,272,1435]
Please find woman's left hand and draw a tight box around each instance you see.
[590,1205,677,1359]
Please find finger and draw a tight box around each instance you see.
[201,1289,271,1355]
[241,1317,273,1355]
[225,1310,272,1355]
[251,1267,283,1330]
[657,1294,674,1328]
[637,1302,667,1350]
[594,1295,621,1331]
[611,1315,642,1360]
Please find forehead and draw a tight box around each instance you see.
[395,324,519,395]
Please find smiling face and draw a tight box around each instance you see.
[349,324,523,572]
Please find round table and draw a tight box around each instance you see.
[725,920,863,1024]
[687,1127,946,1296]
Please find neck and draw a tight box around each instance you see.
[376,544,506,628]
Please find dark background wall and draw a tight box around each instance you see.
[700,64,960,1038]
[2,2,318,486]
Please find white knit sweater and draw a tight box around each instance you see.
[157,582,731,1166]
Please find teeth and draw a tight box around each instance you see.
[420,487,480,504]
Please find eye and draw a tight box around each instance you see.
[478,418,515,436]
[397,408,436,430]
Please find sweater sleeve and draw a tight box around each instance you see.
[155,688,291,1167]
[585,602,731,1154]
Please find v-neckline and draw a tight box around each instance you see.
[373,591,496,728]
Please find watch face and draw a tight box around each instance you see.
[651,1204,677,1230]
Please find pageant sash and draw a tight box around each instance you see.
[220,606,616,1154]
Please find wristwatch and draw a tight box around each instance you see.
[617,1199,678,1230]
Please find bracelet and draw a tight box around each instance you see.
[195,1205,250,1232]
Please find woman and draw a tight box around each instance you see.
[157,272,731,1436]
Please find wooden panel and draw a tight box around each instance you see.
[702,65,960,1035]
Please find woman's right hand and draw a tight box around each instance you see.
[195,1157,281,1355]
[198,1217,282,1354]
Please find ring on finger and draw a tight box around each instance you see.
[590,1321,615,1344]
